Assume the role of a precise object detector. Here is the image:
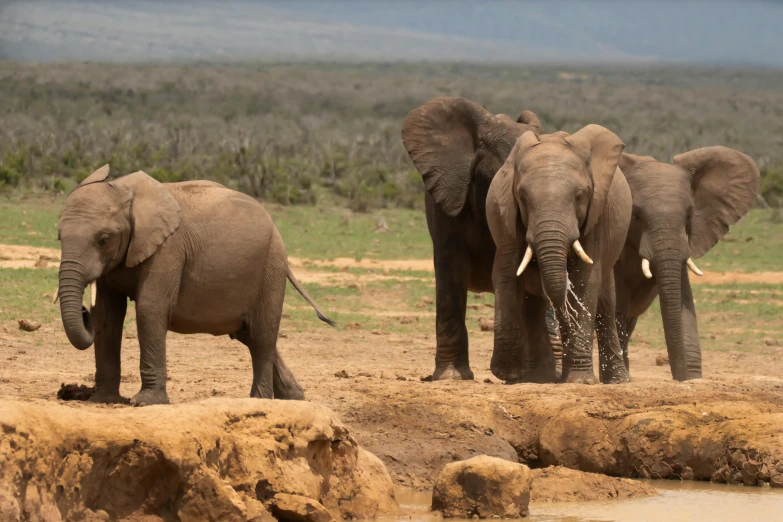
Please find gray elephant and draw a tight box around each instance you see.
[55,166,334,406]
[606,147,760,381]
[486,126,632,384]
[401,97,544,381]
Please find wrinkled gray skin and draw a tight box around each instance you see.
[608,147,759,381]
[401,97,552,381]
[57,166,334,406]
[486,127,632,384]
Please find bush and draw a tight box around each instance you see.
[760,165,783,207]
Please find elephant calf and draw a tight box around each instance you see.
[606,147,760,381]
[55,166,334,406]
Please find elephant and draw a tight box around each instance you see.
[608,147,760,381]
[55,165,334,406]
[401,97,544,381]
[486,126,632,384]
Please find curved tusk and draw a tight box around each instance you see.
[641,258,653,279]
[686,258,704,276]
[516,246,534,276]
[572,240,593,265]
[90,282,97,308]
[52,288,59,305]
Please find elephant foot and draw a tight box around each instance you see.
[518,367,560,384]
[601,365,631,384]
[432,364,474,381]
[89,391,130,405]
[562,370,598,385]
[130,388,170,407]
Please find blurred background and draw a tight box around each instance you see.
[1,0,782,210]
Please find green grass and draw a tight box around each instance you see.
[0,195,62,249]
[698,209,783,273]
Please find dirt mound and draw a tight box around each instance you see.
[530,466,656,503]
[0,398,398,522]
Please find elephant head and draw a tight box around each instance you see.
[620,147,760,380]
[402,97,541,217]
[56,166,182,349]
[487,125,624,308]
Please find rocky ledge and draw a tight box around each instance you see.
[0,398,398,522]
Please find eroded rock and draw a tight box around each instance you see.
[431,455,531,519]
[0,398,398,522]
[529,466,657,503]
[268,494,334,522]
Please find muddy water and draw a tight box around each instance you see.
[394,481,783,522]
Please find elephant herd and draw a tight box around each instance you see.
[52,96,759,405]
[401,96,760,385]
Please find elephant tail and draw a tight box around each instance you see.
[286,267,337,327]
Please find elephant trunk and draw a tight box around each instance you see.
[652,249,692,381]
[58,259,94,350]
[532,224,571,309]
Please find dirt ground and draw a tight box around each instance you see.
[2,244,783,491]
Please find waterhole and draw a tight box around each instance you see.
[390,480,783,522]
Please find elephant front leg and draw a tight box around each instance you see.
[517,295,558,383]
[615,313,637,372]
[89,283,129,404]
[561,266,600,384]
[596,276,631,384]
[490,247,526,382]
[432,247,474,381]
[132,307,170,406]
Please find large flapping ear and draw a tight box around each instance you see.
[618,152,656,174]
[565,124,625,234]
[79,164,111,187]
[486,132,541,243]
[401,97,523,217]
[517,110,542,131]
[112,171,182,267]
[673,146,760,258]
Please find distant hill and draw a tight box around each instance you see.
[0,0,780,66]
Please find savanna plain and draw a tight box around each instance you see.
[1,62,783,516]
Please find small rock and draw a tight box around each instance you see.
[396,375,407,381]
[399,316,419,324]
[34,257,48,268]
[56,383,95,401]
[17,319,41,332]
[483,378,494,384]
[334,370,351,379]
[324,296,336,302]
[432,455,531,518]
[764,338,778,347]
[345,322,362,330]
[267,493,335,522]
[655,355,669,366]
[279,332,288,339]
[371,330,389,335]
[416,296,434,308]
[770,473,783,488]
[478,318,494,332]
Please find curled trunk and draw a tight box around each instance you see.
[58,260,94,350]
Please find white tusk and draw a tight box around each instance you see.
[572,240,593,265]
[686,258,704,276]
[90,282,97,308]
[516,246,533,276]
[641,258,653,279]
[52,288,59,304]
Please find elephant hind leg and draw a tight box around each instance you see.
[273,354,305,400]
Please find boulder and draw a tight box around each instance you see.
[431,455,531,518]
[0,398,398,522]
[529,466,657,503]
[268,494,334,522]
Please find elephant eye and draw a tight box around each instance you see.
[97,233,110,246]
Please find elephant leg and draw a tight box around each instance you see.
[132,306,170,406]
[519,295,558,383]
[596,277,631,384]
[233,329,304,400]
[616,313,637,372]
[245,272,288,399]
[490,245,526,382]
[431,238,473,381]
[89,284,129,404]
[561,265,600,385]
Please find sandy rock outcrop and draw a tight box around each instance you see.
[538,400,783,487]
[529,466,656,503]
[0,398,398,522]
[431,455,532,519]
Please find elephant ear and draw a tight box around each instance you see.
[517,110,542,131]
[486,131,541,243]
[565,124,625,234]
[673,146,760,258]
[113,171,182,267]
[401,97,522,217]
[79,164,111,187]
[618,152,656,174]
